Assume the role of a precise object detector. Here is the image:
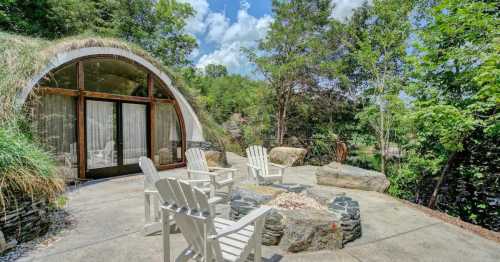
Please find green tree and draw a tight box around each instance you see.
[0,0,102,38]
[0,0,197,67]
[113,0,197,66]
[251,0,331,145]
[346,0,414,174]
[408,0,499,209]
[204,64,228,78]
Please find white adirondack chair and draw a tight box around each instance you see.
[140,156,167,236]
[246,145,285,185]
[185,148,236,198]
[155,177,271,262]
[139,157,219,236]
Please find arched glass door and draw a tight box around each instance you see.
[33,56,186,179]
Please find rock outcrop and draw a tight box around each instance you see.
[269,147,307,166]
[328,196,362,246]
[279,209,342,252]
[229,184,344,250]
[204,150,224,167]
[316,162,389,192]
[0,198,50,253]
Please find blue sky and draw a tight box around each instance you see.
[179,0,370,76]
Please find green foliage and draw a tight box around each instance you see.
[0,124,64,210]
[113,0,197,66]
[387,163,419,200]
[410,105,475,153]
[185,71,273,151]
[307,129,338,165]
[384,0,499,229]
[0,0,197,67]
[250,0,332,144]
[204,64,228,78]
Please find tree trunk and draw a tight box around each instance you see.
[276,103,287,145]
[428,152,457,209]
[275,84,290,146]
[379,97,386,174]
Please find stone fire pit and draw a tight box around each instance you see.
[229,184,362,252]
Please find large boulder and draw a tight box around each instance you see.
[316,162,389,192]
[279,209,342,252]
[222,113,245,140]
[204,150,224,167]
[269,147,307,166]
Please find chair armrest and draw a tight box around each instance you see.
[209,167,237,172]
[269,162,286,169]
[208,196,224,206]
[209,206,272,240]
[183,179,211,184]
[187,169,213,176]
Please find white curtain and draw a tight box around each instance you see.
[122,103,147,164]
[33,94,77,177]
[86,100,117,169]
[155,103,181,165]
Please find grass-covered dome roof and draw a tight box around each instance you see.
[0,32,226,143]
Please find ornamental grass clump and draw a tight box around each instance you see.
[0,126,64,211]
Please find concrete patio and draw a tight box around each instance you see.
[17,153,500,262]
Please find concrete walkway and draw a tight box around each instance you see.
[17,153,500,262]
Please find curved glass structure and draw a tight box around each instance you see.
[31,56,185,179]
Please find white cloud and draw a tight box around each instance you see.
[178,0,210,34]
[330,0,371,21]
[196,4,272,76]
[220,9,273,46]
[197,42,247,73]
[205,13,230,43]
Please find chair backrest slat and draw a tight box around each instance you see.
[166,179,207,256]
[246,145,269,177]
[139,157,161,191]
[166,178,189,208]
[179,181,200,211]
[155,177,224,260]
[186,148,209,173]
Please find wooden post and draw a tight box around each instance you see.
[76,62,86,179]
[148,74,156,166]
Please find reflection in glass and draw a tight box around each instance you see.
[32,94,77,178]
[84,58,148,96]
[153,76,174,99]
[38,63,77,89]
[155,103,182,165]
[86,100,117,169]
[122,103,147,164]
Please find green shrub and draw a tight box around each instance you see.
[0,125,64,210]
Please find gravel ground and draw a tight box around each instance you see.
[0,209,74,262]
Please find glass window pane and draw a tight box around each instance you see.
[38,63,77,89]
[122,103,147,165]
[86,100,117,169]
[154,103,182,165]
[84,58,148,96]
[153,76,174,99]
[32,94,77,179]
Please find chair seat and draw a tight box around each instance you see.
[214,218,255,262]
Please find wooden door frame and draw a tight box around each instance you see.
[35,56,187,179]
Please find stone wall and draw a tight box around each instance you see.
[229,184,345,251]
[0,198,50,254]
